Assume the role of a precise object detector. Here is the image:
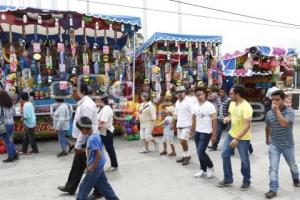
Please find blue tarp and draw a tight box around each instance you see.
[135,32,222,57]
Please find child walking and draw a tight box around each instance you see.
[19,92,39,154]
[76,116,119,200]
[52,98,74,157]
[158,106,176,156]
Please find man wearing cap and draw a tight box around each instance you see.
[174,85,194,165]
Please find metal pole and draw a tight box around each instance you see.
[177,0,182,33]
[142,0,147,39]
[36,0,41,8]
[132,31,136,102]
[67,0,70,11]
[52,0,58,10]
[86,0,90,13]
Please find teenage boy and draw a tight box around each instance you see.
[76,116,119,200]
[19,92,39,154]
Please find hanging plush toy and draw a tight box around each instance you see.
[251,56,260,72]
[285,56,295,76]
[243,54,254,71]
[9,46,18,73]
[269,57,277,72]
[260,57,270,73]
[92,43,100,74]
[151,65,162,100]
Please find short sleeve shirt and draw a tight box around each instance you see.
[87,133,106,172]
[163,115,174,136]
[265,106,295,148]
[193,101,216,134]
[175,97,193,128]
[97,105,114,134]
[23,102,36,128]
[228,100,253,140]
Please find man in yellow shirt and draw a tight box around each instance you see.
[217,85,253,191]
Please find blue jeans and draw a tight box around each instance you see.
[212,119,227,150]
[221,134,251,184]
[0,124,16,159]
[195,132,213,172]
[269,144,299,192]
[58,130,70,151]
[77,169,119,200]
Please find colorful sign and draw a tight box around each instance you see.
[14,115,57,140]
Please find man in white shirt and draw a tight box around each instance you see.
[58,83,102,199]
[96,96,118,172]
[139,92,158,153]
[191,87,217,178]
[174,86,194,165]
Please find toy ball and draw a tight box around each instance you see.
[33,53,41,61]
[127,134,134,141]
[124,121,131,128]
[131,119,138,125]
[144,79,150,84]
[127,101,135,109]
[132,125,139,133]
[124,108,134,114]
[151,65,160,74]
[133,133,140,140]
[125,115,133,121]
[126,127,133,134]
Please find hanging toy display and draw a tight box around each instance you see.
[70,26,78,76]
[196,42,204,81]
[113,28,121,81]
[92,43,100,74]
[174,41,183,80]
[9,45,18,73]
[92,22,100,74]
[45,26,53,84]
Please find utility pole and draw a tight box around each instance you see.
[86,0,90,13]
[52,0,58,10]
[67,0,70,11]
[177,0,182,33]
[36,0,41,8]
[143,0,148,39]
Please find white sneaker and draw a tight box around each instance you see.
[105,166,118,173]
[206,168,214,178]
[139,148,150,153]
[194,170,206,178]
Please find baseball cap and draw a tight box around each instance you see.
[176,86,186,93]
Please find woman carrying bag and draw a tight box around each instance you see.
[0,90,18,163]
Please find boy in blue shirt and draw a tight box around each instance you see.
[76,116,119,200]
[19,92,39,154]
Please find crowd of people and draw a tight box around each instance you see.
[0,82,299,199]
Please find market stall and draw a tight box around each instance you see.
[0,5,141,139]
[135,32,223,99]
[133,32,222,136]
[222,46,297,120]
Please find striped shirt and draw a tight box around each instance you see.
[1,106,14,125]
[217,96,230,120]
[265,106,295,148]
